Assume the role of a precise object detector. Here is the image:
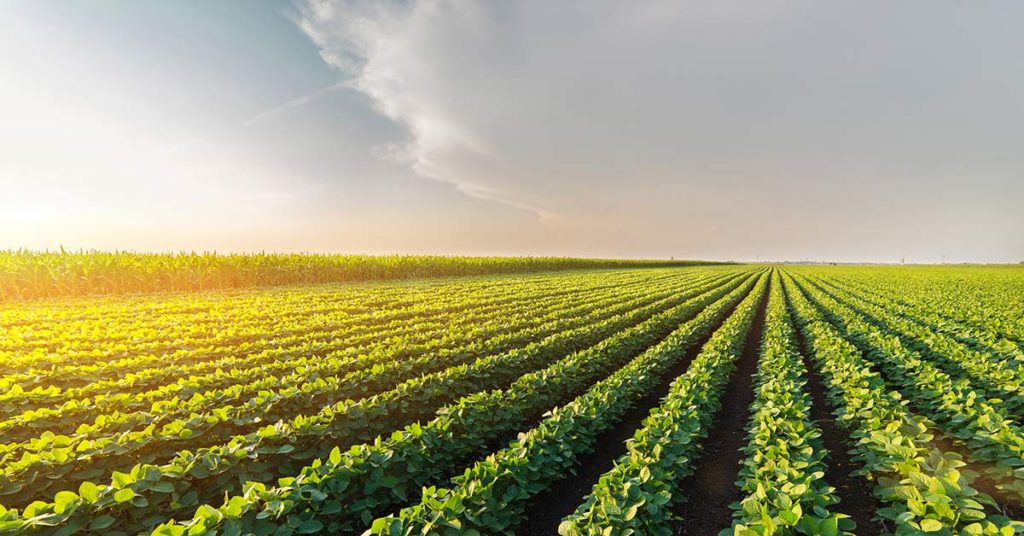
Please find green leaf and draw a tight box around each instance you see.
[53,491,79,515]
[152,481,175,494]
[114,488,136,504]
[78,482,101,503]
[89,515,117,530]
[296,519,323,534]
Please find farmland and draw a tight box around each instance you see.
[1,263,1024,535]
[0,251,717,301]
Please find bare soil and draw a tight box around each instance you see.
[670,288,768,535]
[517,286,759,534]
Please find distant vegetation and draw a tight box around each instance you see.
[0,250,723,301]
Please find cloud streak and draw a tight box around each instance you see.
[160,82,348,158]
[240,82,347,127]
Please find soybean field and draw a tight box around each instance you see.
[2,264,1024,536]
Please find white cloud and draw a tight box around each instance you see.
[295,0,554,219]
[294,0,1024,262]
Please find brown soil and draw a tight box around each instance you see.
[670,288,769,535]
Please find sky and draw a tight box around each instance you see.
[1,0,1022,263]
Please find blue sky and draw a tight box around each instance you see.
[2,1,1022,262]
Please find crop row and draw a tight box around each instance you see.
[0,269,698,450]
[806,267,1024,348]
[0,271,741,507]
[0,270,686,394]
[357,272,768,535]
[792,275,1024,504]
[0,271,758,533]
[558,268,767,535]
[3,265,1022,536]
[1,268,685,370]
[782,272,1020,535]
[725,273,850,535]
[802,276,1024,415]
[815,275,1024,369]
[0,281,596,420]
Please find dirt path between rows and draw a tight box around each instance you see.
[670,286,768,535]
[517,282,760,534]
[783,282,884,535]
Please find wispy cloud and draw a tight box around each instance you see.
[160,82,347,157]
[240,82,347,127]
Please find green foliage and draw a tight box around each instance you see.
[154,272,765,535]
[725,273,851,535]
[359,273,769,534]
[2,270,741,534]
[558,272,768,535]
[1,272,695,506]
[783,272,1024,536]
[0,250,723,301]
[3,264,1024,536]
[795,275,1024,504]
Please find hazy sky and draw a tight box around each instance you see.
[2,0,1022,262]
